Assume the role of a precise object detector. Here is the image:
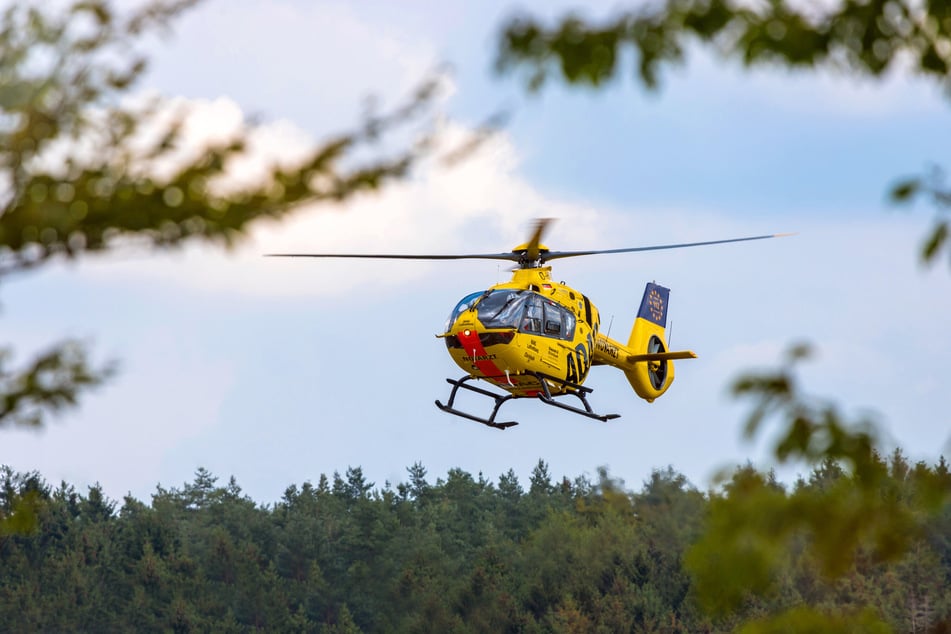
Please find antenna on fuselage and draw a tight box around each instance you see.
[606,315,614,339]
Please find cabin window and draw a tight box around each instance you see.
[517,293,575,340]
[544,305,562,335]
[544,301,576,340]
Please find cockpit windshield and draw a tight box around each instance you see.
[476,290,529,329]
[444,289,576,340]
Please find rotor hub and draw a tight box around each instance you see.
[512,243,550,268]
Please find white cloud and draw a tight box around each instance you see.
[74,103,620,298]
[141,0,446,135]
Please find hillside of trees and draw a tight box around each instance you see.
[1,454,949,632]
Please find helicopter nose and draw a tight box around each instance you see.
[445,330,515,351]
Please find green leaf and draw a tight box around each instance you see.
[890,178,921,202]
[921,221,948,263]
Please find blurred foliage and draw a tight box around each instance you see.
[0,340,115,428]
[0,0,445,430]
[0,459,949,631]
[496,0,951,268]
[498,9,951,625]
[684,346,951,630]
[891,166,951,268]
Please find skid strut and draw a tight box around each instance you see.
[527,371,620,423]
[435,376,519,430]
[435,373,619,430]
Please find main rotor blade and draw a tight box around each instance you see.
[525,217,553,262]
[265,252,521,261]
[543,233,795,261]
[265,233,793,263]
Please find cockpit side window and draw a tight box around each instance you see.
[521,294,543,334]
[444,291,484,333]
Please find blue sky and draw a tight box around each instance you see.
[3,0,951,503]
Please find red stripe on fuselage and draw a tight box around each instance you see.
[456,330,506,384]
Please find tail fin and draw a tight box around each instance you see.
[625,283,676,401]
[631,282,669,337]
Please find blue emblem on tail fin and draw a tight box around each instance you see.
[637,283,669,327]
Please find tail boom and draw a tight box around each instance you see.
[593,335,696,371]
[593,282,697,402]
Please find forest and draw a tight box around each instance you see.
[1,453,949,632]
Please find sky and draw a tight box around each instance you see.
[3,0,951,505]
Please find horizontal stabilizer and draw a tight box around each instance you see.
[627,350,697,363]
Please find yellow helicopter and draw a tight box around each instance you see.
[269,220,789,430]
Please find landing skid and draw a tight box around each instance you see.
[435,372,619,430]
[435,376,520,430]
[530,371,621,423]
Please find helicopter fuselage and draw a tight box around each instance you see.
[443,267,624,397]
